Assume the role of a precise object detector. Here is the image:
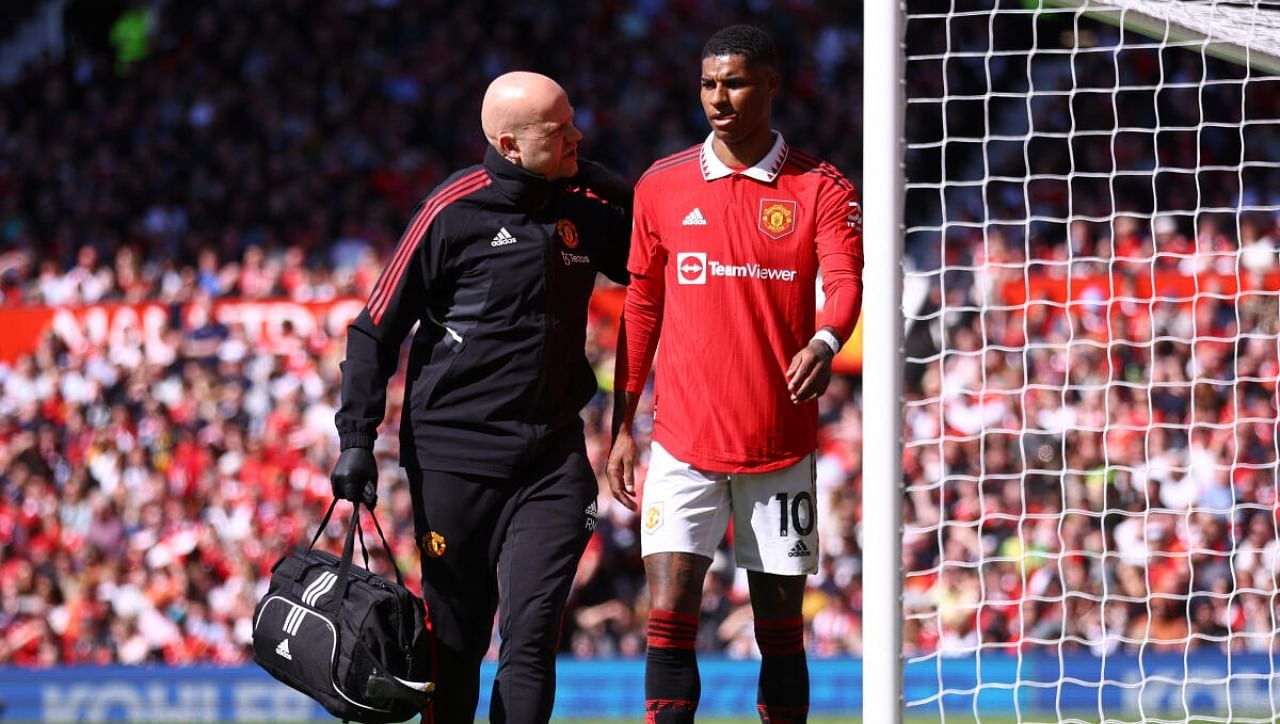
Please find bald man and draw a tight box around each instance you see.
[332,72,631,723]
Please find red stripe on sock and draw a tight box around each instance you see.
[757,704,810,723]
[649,609,699,626]
[648,609,698,650]
[755,616,805,656]
[648,620,698,635]
[647,633,696,650]
[646,698,697,721]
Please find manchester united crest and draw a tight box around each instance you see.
[759,199,797,239]
[643,503,663,533]
[556,219,580,249]
[420,531,447,558]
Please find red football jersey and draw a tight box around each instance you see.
[618,133,864,473]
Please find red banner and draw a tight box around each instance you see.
[0,292,864,373]
[1000,270,1280,306]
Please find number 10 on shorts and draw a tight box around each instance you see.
[775,491,815,537]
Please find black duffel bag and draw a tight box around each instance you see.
[253,498,434,723]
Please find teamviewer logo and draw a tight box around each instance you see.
[677,252,706,285]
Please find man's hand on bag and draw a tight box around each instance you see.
[331,447,379,508]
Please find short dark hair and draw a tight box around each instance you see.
[701,25,776,69]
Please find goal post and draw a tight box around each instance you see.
[862,2,906,723]
[864,1,1280,721]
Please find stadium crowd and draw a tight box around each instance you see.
[2,0,1280,670]
[0,0,864,666]
[900,9,1280,658]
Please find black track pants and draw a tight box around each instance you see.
[408,433,596,724]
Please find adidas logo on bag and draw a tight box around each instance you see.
[787,540,812,558]
[491,227,518,246]
[275,638,293,660]
[682,208,707,226]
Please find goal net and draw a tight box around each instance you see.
[893,1,1280,721]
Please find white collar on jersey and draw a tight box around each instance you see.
[699,131,789,183]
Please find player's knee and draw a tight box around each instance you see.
[747,571,807,618]
[645,553,710,614]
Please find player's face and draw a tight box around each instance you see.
[700,54,778,147]
[515,93,583,181]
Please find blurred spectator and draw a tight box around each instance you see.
[0,0,867,666]
[6,0,1280,668]
[894,3,1280,660]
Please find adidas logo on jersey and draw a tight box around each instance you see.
[787,540,812,558]
[491,227,518,246]
[275,638,293,660]
[682,208,708,226]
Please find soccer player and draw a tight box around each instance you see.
[331,72,631,724]
[608,25,864,724]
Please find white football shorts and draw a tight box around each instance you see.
[639,441,819,575]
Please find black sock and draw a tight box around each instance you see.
[755,616,808,723]
[645,608,700,724]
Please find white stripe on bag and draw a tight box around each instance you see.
[283,604,305,635]
[300,572,327,604]
[302,571,337,606]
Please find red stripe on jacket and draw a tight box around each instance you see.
[369,169,490,325]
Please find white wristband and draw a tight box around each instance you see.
[812,329,841,355]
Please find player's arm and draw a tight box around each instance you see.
[608,309,661,511]
[333,201,440,503]
[607,183,665,510]
[608,359,645,511]
[572,157,633,212]
[787,179,865,402]
[570,158,633,284]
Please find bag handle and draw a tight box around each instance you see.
[307,499,340,551]
[306,498,407,609]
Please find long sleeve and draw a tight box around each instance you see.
[575,197,632,286]
[336,320,403,449]
[594,208,633,286]
[335,199,440,449]
[571,159,633,285]
[815,179,864,341]
[615,187,665,395]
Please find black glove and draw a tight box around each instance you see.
[331,447,378,509]
[569,158,633,211]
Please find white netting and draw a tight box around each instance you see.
[901,1,1280,721]
[1069,0,1280,72]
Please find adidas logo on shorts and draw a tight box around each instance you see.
[787,540,812,558]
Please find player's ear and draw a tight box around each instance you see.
[765,67,780,100]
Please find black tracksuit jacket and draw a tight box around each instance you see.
[335,148,630,476]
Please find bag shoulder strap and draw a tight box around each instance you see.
[307,499,340,551]
[307,499,407,612]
